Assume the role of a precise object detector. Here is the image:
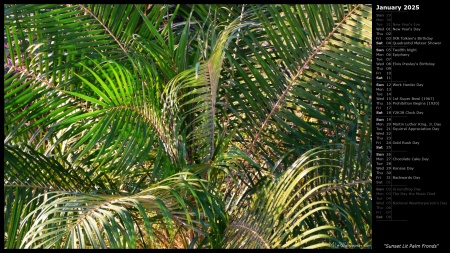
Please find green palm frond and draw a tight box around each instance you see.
[162,16,250,163]
[223,145,371,249]
[4,4,128,84]
[220,4,371,166]
[20,172,226,249]
[4,144,95,248]
[5,4,371,249]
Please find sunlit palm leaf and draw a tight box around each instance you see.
[162,16,251,163]
[4,144,95,248]
[223,145,371,249]
[20,173,227,249]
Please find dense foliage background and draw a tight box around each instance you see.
[4,4,372,248]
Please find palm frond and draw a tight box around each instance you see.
[220,4,371,166]
[162,16,250,163]
[4,4,372,249]
[223,145,371,249]
[4,4,129,85]
[4,144,95,248]
[20,172,227,249]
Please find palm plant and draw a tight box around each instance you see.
[4,4,372,249]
